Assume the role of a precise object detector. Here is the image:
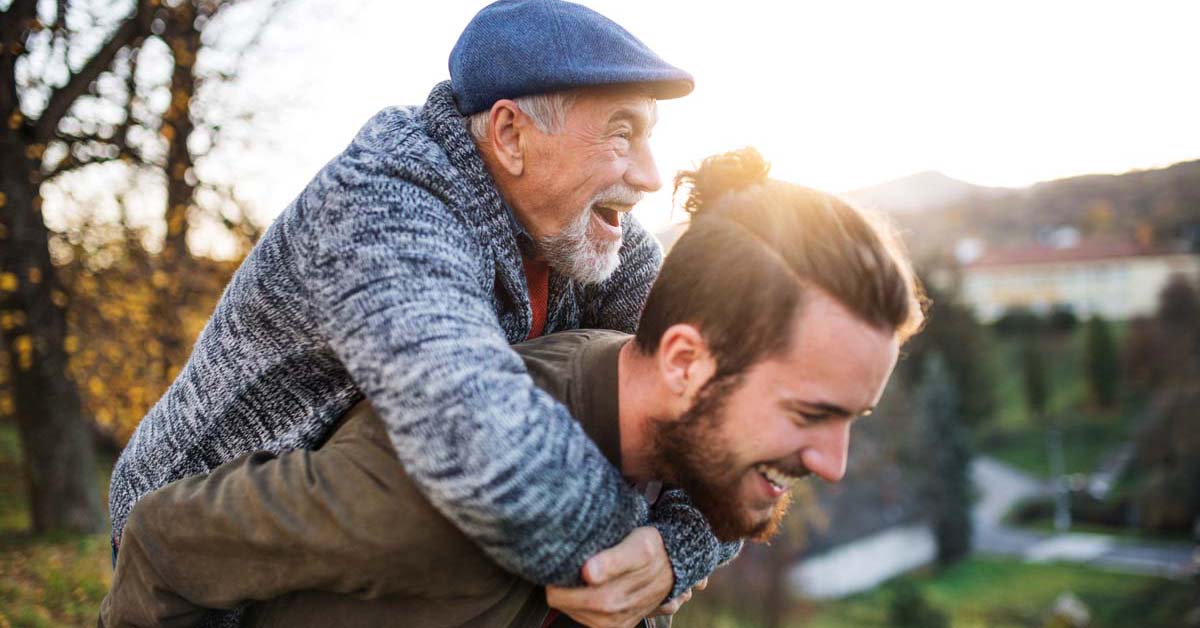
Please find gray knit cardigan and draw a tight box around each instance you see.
[109,81,728,599]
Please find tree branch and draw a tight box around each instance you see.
[0,0,39,118]
[33,2,151,141]
[43,146,131,180]
[0,0,38,41]
[44,125,148,179]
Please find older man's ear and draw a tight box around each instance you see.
[485,100,526,176]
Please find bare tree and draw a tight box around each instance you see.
[0,0,157,533]
[0,0,282,532]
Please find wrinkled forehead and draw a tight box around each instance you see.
[571,84,659,126]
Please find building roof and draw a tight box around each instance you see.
[965,239,1188,269]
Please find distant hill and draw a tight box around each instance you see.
[890,160,1200,257]
[656,160,1200,258]
[844,171,1009,214]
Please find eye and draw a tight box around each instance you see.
[794,411,830,425]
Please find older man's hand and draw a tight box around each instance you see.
[545,526,688,628]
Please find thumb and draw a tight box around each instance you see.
[582,529,655,584]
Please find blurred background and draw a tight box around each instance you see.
[1,1,1198,626]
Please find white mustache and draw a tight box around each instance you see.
[589,185,644,209]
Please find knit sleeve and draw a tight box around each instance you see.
[293,172,669,588]
[650,489,744,596]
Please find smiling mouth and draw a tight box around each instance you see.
[591,204,625,228]
[754,463,807,492]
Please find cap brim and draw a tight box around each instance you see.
[649,78,695,101]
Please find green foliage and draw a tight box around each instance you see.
[1083,316,1119,408]
[887,580,950,628]
[1020,340,1049,417]
[1124,277,1200,533]
[993,306,1043,337]
[1157,273,1200,334]
[1046,306,1080,335]
[1131,386,1200,533]
[915,354,973,566]
[978,412,1128,479]
[902,278,995,428]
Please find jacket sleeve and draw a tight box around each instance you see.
[98,403,516,628]
[292,175,674,590]
[649,489,745,591]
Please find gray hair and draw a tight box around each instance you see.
[467,91,578,141]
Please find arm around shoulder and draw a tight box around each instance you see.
[293,178,653,585]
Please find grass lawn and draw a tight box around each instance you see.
[796,557,1193,628]
[977,410,1128,479]
[0,421,113,628]
[673,555,1194,628]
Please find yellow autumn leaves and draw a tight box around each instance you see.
[0,254,237,444]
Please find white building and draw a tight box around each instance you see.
[960,240,1200,322]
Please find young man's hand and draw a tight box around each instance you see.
[546,526,696,628]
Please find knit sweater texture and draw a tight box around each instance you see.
[109,81,726,600]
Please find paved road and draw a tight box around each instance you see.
[971,456,1198,579]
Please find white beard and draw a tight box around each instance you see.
[538,185,640,285]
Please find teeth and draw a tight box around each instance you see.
[755,464,799,490]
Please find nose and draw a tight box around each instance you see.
[626,142,663,193]
[799,419,851,483]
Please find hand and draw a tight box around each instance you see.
[545,526,674,628]
[648,578,706,617]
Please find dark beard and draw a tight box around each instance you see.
[650,374,794,543]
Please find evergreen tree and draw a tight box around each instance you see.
[1021,340,1048,418]
[1083,315,1119,408]
[916,353,973,566]
[903,278,995,428]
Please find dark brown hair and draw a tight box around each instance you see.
[634,147,926,378]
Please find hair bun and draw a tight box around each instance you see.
[674,147,771,216]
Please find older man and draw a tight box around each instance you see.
[107,0,722,623]
[100,149,927,628]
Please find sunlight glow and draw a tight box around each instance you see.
[233,0,1200,234]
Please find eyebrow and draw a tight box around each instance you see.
[782,399,874,418]
[609,103,657,132]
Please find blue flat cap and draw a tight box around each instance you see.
[450,0,694,115]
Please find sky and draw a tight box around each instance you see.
[223,0,1200,235]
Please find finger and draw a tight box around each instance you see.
[695,577,709,591]
[583,529,658,584]
[548,582,647,627]
[546,582,618,611]
[650,600,682,617]
[650,590,691,617]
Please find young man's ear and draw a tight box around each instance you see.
[487,100,526,176]
[656,324,716,409]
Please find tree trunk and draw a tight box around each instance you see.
[0,129,103,533]
[154,5,202,383]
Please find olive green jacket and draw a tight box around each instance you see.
[100,330,631,628]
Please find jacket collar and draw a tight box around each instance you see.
[419,81,535,340]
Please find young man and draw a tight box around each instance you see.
[101,148,926,628]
